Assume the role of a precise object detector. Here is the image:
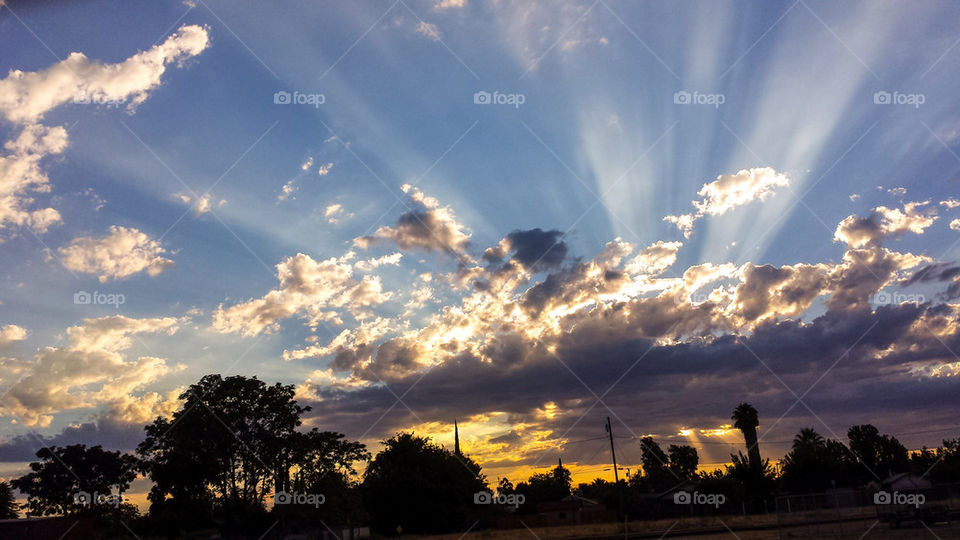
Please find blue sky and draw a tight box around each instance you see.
[2,0,960,486]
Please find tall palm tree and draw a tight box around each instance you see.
[793,428,824,451]
[0,481,18,519]
[732,403,762,468]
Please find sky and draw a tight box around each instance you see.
[2,0,960,495]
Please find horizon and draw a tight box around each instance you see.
[2,0,960,532]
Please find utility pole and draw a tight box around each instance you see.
[606,416,625,526]
[605,416,619,483]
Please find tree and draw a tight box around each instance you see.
[138,375,309,523]
[11,444,137,516]
[638,437,676,491]
[668,444,699,481]
[911,437,960,483]
[779,428,855,493]
[361,432,486,535]
[516,463,572,507]
[726,451,776,513]
[732,403,762,469]
[847,424,908,482]
[0,481,19,519]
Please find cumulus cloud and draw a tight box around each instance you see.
[483,228,568,272]
[0,24,210,124]
[212,252,401,337]
[951,219,960,231]
[58,226,174,282]
[0,324,27,347]
[941,198,960,209]
[0,124,68,233]
[0,25,210,236]
[664,167,790,238]
[176,192,224,216]
[0,316,180,427]
[834,201,937,248]
[317,162,333,176]
[324,203,352,224]
[355,184,471,257]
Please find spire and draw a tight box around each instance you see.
[454,420,461,455]
[558,456,563,469]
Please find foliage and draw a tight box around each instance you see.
[361,432,486,535]
[11,444,137,517]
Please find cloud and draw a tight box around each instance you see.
[433,0,466,9]
[354,185,471,257]
[887,187,907,197]
[0,316,180,427]
[0,324,27,347]
[941,198,960,209]
[58,226,174,282]
[0,25,211,236]
[952,219,960,232]
[483,228,568,272]
[324,203,353,224]
[664,167,790,238]
[212,252,401,337]
[176,192,224,216]
[834,201,937,248]
[317,162,333,176]
[0,24,210,124]
[416,21,442,41]
[0,124,68,234]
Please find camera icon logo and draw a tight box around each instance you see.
[74,491,92,506]
[674,490,692,504]
[74,291,92,305]
[874,491,891,505]
[673,91,691,105]
[473,91,491,105]
[273,490,291,505]
[274,91,292,105]
[474,491,492,504]
[873,91,891,105]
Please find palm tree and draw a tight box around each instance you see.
[0,481,18,519]
[732,403,762,468]
[793,428,824,451]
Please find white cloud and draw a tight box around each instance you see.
[213,252,400,337]
[887,187,907,197]
[941,198,960,209]
[0,124,67,233]
[58,226,174,282]
[835,201,937,248]
[0,24,210,124]
[664,167,789,238]
[176,192,224,216]
[0,324,27,347]
[317,162,333,176]
[324,203,353,224]
[278,178,297,201]
[417,21,442,41]
[301,157,313,171]
[1,316,180,427]
[951,219,960,231]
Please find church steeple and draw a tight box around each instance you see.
[558,456,563,469]
[454,420,461,455]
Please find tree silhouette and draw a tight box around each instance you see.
[732,403,762,469]
[11,444,137,516]
[668,444,699,481]
[0,481,19,519]
[847,424,908,481]
[779,428,854,493]
[361,432,486,535]
[138,374,310,527]
[516,462,572,507]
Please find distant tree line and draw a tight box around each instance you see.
[4,377,960,537]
